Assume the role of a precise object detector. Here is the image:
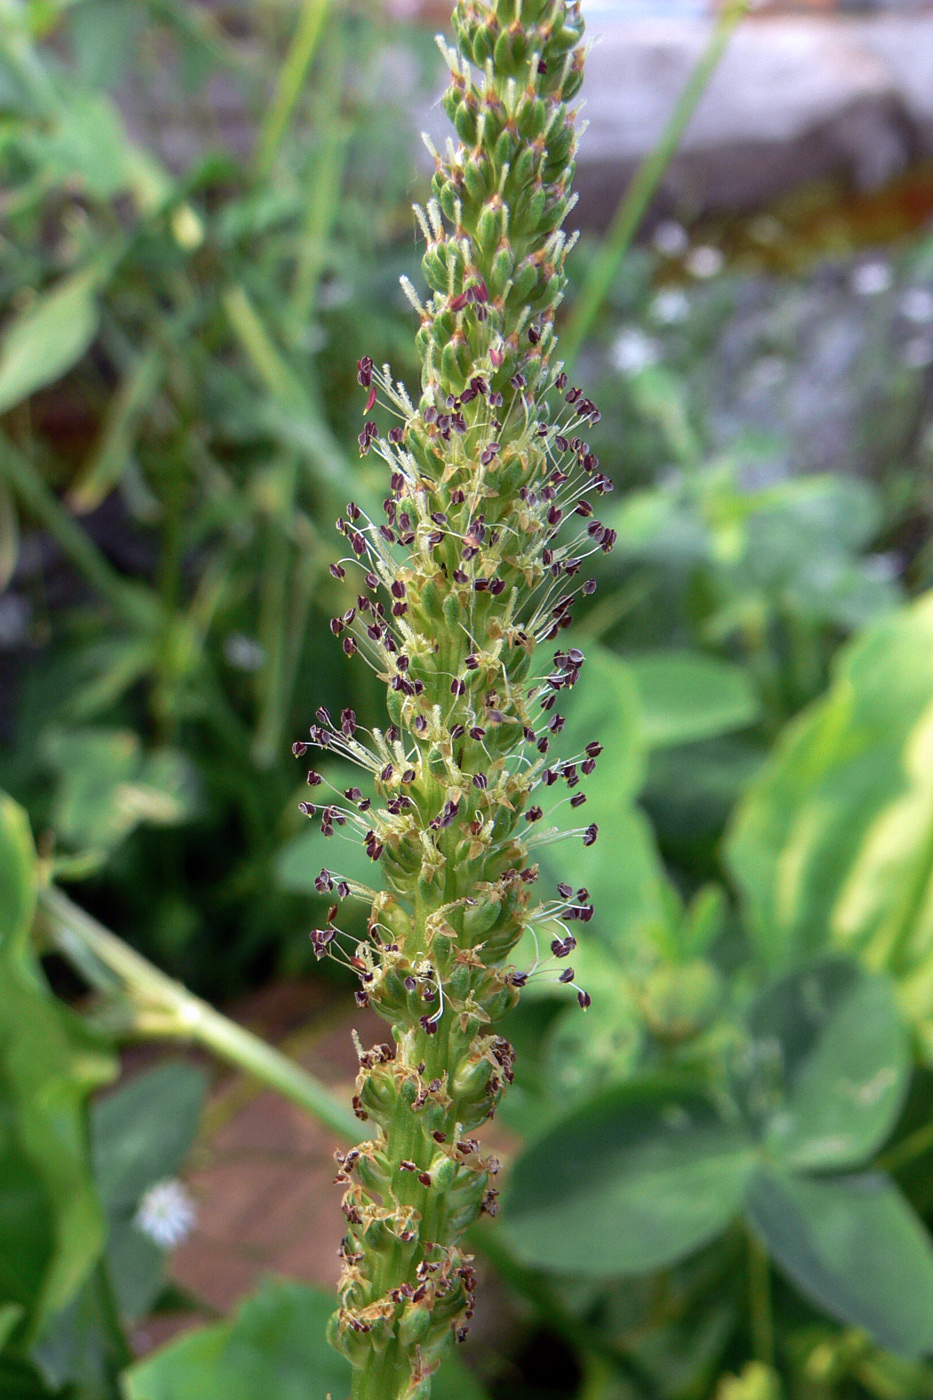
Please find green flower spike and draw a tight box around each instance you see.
[295,1,613,1394]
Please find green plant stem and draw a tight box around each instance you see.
[288,20,353,331]
[747,1228,774,1366]
[254,0,333,181]
[578,1354,618,1400]
[560,0,748,369]
[222,284,349,493]
[36,885,363,1144]
[251,452,300,769]
[0,433,160,631]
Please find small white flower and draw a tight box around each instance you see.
[609,327,661,377]
[650,288,690,325]
[900,287,933,325]
[851,260,892,297]
[902,335,933,370]
[135,1179,197,1249]
[224,634,266,672]
[652,219,689,258]
[685,245,724,280]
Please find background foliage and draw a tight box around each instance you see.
[4,0,933,1398]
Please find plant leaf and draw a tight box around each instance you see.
[746,1166,933,1357]
[92,1062,207,1321]
[0,268,101,415]
[123,1277,489,1400]
[43,729,197,857]
[0,794,116,1337]
[628,650,760,749]
[743,958,909,1171]
[503,1078,754,1276]
[726,592,933,1051]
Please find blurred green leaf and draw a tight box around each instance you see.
[0,793,115,1337]
[43,729,197,858]
[276,764,377,895]
[0,1304,25,1352]
[545,805,673,955]
[92,1062,206,1321]
[0,475,19,593]
[726,592,933,1045]
[746,1167,933,1357]
[93,1062,206,1210]
[69,348,164,514]
[559,644,644,800]
[0,1096,55,1327]
[123,1277,487,1400]
[628,649,760,749]
[0,267,102,415]
[503,1078,755,1276]
[538,646,663,949]
[542,941,643,1099]
[67,0,143,88]
[743,959,909,1172]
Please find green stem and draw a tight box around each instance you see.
[36,885,363,1144]
[0,433,160,631]
[254,0,333,181]
[578,1354,618,1400]
[747,1227,774,1366]
[251,453,300,769]
[288,21,353,331]
[560,0,748,369]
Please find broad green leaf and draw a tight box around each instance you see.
[542,943,643,1099]
[534,645,664,953]
[92,1062,207,1321]
[557,644,644,802]
[644,734,766,856]
[276,764,378,895]
[503,1079,754,1276]
[68,1,143,88]
[727,593,933,1005]
[746,1167,933,1357]
[743,959,908,1171]
[0,795,115,1336]
[93,1063,206,1212]
[0,1304,24,1353]
[43,729,197,857]
[543,804,674,956]
[124,1276,486,1400]
[0,268,101,416]
[0,1096,54,1321]
[627,650,760,749]
[33,1264,135,1395]
[17,89,170,212]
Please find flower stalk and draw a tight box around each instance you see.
[301,1,613,1393]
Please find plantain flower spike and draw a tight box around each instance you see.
[297,0,612,1393]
